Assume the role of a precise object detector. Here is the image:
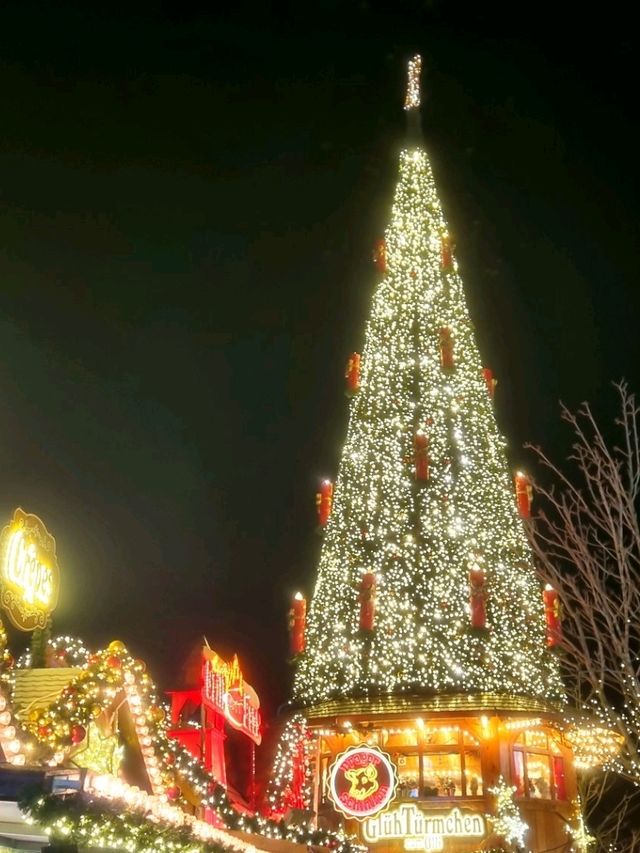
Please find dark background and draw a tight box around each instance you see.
[0,2,638,722]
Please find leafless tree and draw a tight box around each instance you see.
[526,382,640,851]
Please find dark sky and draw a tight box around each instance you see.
[1,3,639,718]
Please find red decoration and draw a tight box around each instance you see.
[316,479,333,528]
[358,573,376,632]
[515,471,533,518]
[440,235,454,270]
[71,724,86,745]
[413,430,430,481]
[345,352,361,396]
[289,593,306,656]
[373,239,387,272]
[439,327,454,370]
[166,785,181,801]
[106,655,122,669]
[482,367,497,399]
[469,566,486,629]
[543,585,562,648]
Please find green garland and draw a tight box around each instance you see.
[19,789,226,853]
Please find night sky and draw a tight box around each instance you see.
[1,3,639,720]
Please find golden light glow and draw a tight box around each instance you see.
[566,724,624,769]
[293,129,565,706]
[0,508,60,631]
[504,717,543,731]
[404,54,422,111]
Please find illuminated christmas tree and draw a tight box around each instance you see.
[293,57,564,707]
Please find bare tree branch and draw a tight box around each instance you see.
[526,383,640,850]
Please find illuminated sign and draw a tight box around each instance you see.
[202,647,261,745]
[328,745,397,820]
[0,508,60,631]
[363,804,486,851]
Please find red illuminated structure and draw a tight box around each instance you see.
[167,646,262,789]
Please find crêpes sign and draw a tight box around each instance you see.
[0,508,60,631]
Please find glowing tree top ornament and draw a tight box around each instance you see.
[404,54,422,111]
[292,56,564,707]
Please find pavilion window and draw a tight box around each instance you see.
[512,729,567,801]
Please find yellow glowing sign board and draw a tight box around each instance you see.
[363,805,485,852]
[0,508,60,631]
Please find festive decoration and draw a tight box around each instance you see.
[565,797,595,851]
[289,593,306,657]
[0,617,14,689]
[202,646,261,744]
[440,234,454,271]
[487,777,528,848]
[72,723,123,775]
[293,55,564,706]
[0,687,28,767]
[542,584,561,648]
[20,788,253,853]
[373,239,387,272]
[0,508,60,631]
[345,352,361,396]
[565,723,624,770]
[315,479,333,528]
[266,714,313,817]
[328,746,397,821]
[514,471,532,518]
[468,562,486,630]
[439,326,454,370]
[358,572,376,632]
[482,367,497,399]
[413,429,430,481]
[16,638,362,853]
[403,54,422,111]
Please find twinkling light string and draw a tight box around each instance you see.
[404,54,422,111]
[487,777,528,848]
[293,141,566,707]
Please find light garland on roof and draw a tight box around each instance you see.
[15,639,364,853]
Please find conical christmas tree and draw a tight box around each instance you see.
[293,57,564,708]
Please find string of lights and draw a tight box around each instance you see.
[294,138,565,706]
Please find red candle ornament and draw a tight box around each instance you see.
[515,471,533,518]
[373,238,387,272]
[469,566,486,629]
[413,429,430,481]
[543,585,562,647]
[289,593,307,656]
[482,367,497,399]
[345,352,361,396]
[316,479,333,528]
[440,235,454,270]
[439,327,454,370]
[359,572,376,632]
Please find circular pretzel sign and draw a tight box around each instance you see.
[328,745,397,820]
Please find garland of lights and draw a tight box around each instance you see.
[16,634,91,670]
[0,617,13,689]
[265,714,314,816]
[20,791,229,853]
[17,641,363,853]
[487,777,528,849]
